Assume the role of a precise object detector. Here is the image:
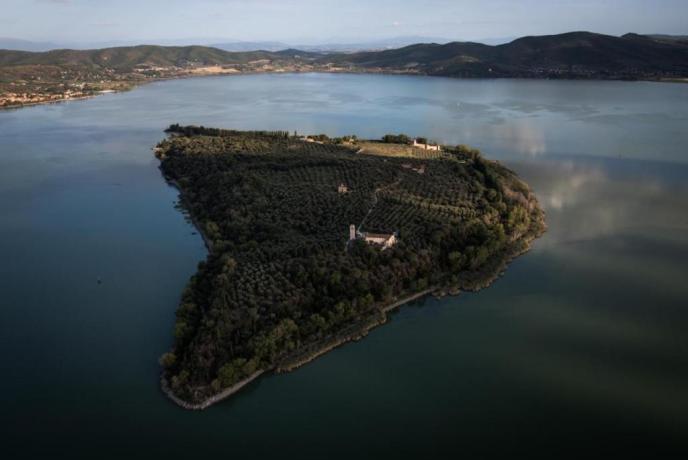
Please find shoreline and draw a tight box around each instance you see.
[161,370,265,411]
[3,68,686,112]
[0,93,105,111]
[160,287,438,410]
[162,175,214,252]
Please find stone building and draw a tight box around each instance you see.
[349,224,397,250]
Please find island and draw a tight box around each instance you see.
[154,125,546,409]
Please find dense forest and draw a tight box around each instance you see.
[155,126,545,405]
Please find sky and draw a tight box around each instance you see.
[2,0,688,45]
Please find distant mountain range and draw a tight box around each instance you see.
[210,36,509,53]
[0,36,466,53]
[0,38,64,52]
[0,46,300,69]
[2,32,687,81]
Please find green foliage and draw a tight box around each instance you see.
[159,352,177,368]
[382,134,410,144]
[316,32,688,79]
[455,144,482,160]
[156,127,543,402]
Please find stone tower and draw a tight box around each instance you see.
[349,224,357,241]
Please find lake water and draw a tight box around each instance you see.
[1,74,687,458]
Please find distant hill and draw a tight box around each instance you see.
[0,35,493,54]
[0,38,64,52]
[0,45,299,70]
[210,41,291,52]
[642,34,688,45]
[319,31,688,79]
[1,32,687,90]
[292,36,459,53]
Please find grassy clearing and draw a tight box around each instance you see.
[357,141,445,159]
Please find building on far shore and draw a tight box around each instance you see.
[338,183,349,194]
[349,224,397,250]
[412,139,441,151]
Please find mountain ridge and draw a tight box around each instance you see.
[2,31,687,109]
[318,31,688,78]
[2,31,687,79]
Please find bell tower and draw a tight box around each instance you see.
[349,224,357,241]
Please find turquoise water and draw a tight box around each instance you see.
[1,74,687,458]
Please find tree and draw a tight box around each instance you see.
[382,133,410,144]
[159,352,176,368]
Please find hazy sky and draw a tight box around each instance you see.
[3,0,688,44]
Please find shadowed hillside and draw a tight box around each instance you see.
[320,31,688,79]
[2,32,687,109]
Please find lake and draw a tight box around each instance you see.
[1,73,687,458]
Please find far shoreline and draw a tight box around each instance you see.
[2,68,685,112]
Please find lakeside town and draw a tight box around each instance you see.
[0,59,405,109]
[3,31,687,109]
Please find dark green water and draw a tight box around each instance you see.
[1,74,687,458]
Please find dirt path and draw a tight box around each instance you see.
[358,176,401,233]
[346,176,401,251]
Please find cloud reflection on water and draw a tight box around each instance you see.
[485,155,688,427]
[489,119,547,156]
[514,157,688,247]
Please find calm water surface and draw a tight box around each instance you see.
[1,74,687,458]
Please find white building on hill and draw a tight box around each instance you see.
[349,224,397,250]
[412,139,441,151]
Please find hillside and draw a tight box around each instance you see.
[0,45,319,108]
[0,45,305,69]
[2,31,687,79]
[319,31,688,79]
[2,32,687,109]
[643,34,688,45]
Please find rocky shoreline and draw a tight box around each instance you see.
[161,370,265,411]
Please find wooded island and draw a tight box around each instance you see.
[155,126,545,409]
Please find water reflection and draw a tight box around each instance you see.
[515,157,688,246]
[486,154,688,432]
[1,74,687,457]
[490,119,546,156]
